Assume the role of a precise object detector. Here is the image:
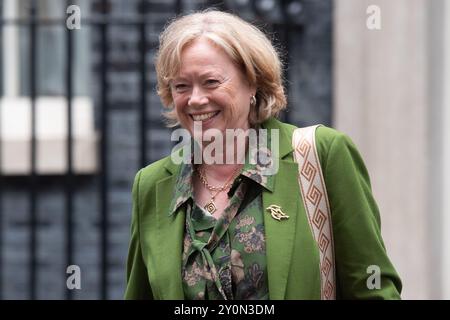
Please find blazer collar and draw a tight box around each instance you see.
[162,117,295,174]
[154,117,298,299]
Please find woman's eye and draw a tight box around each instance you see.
[205,79,220,87]
[173,84,188,92]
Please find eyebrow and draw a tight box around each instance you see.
[174,69,225,80]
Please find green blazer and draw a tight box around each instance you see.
[125,118,402,299]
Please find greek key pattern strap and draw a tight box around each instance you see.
[292,125,336,300]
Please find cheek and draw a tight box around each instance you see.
[173,96,188,113]
[220,84,240,111]
[222,86,251,116]
[173,97,192,128]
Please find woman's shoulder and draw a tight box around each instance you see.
[134,155,177,189]
[315,125,353,149]
[314,125,361,167]
[311,125,371,184]
[264,117,349,143]
[263,118,359,163]
[281,120,361,170]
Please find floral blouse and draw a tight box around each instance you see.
[168,145,274,300]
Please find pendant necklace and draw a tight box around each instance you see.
[196,166,242,214]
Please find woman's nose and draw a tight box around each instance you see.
[188,86,208,107]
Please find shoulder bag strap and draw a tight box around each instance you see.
[292,125,336,300]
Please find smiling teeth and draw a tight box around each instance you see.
[192,112,217,121]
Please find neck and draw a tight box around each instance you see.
[200,134,248,178]
[197,162,243,182]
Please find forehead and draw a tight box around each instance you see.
[177,37,237,76]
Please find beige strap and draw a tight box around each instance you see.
[292,125,336,300]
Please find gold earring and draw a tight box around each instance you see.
[250,95,256,106]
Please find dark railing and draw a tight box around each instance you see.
[28,0,38,300]
[99,0,109,300]
[0,0,178,300]
[0,0,303,299]
[65,0,74,301]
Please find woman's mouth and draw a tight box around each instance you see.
[190,111,220,121]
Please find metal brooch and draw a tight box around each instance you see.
[266,204,289,221]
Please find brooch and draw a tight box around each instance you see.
[266,204,289,221]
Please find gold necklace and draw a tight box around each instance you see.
[196,166,242,214]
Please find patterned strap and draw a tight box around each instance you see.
[292,125,336,300]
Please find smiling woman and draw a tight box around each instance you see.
[125,9,402,300]
[155,10,286,129]
[170,37,254,134]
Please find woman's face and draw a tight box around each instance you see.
[171,37,255,136]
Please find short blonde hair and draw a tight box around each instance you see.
[155,10,287,127]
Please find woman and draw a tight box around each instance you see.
[125,10,402,300]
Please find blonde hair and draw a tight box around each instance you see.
[155,10,287,127]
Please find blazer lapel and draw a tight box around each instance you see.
[151,118,300,300]
[153,160,301,300]
[262,159,299,299]
[260,117,303,299]
[154,165,185,299]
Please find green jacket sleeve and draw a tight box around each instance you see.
[124,169,153,299]
[317,127,402,299]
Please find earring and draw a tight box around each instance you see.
[250,95,256,106]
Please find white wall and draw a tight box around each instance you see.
[333,0,432,299]
[439,0,450,300]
